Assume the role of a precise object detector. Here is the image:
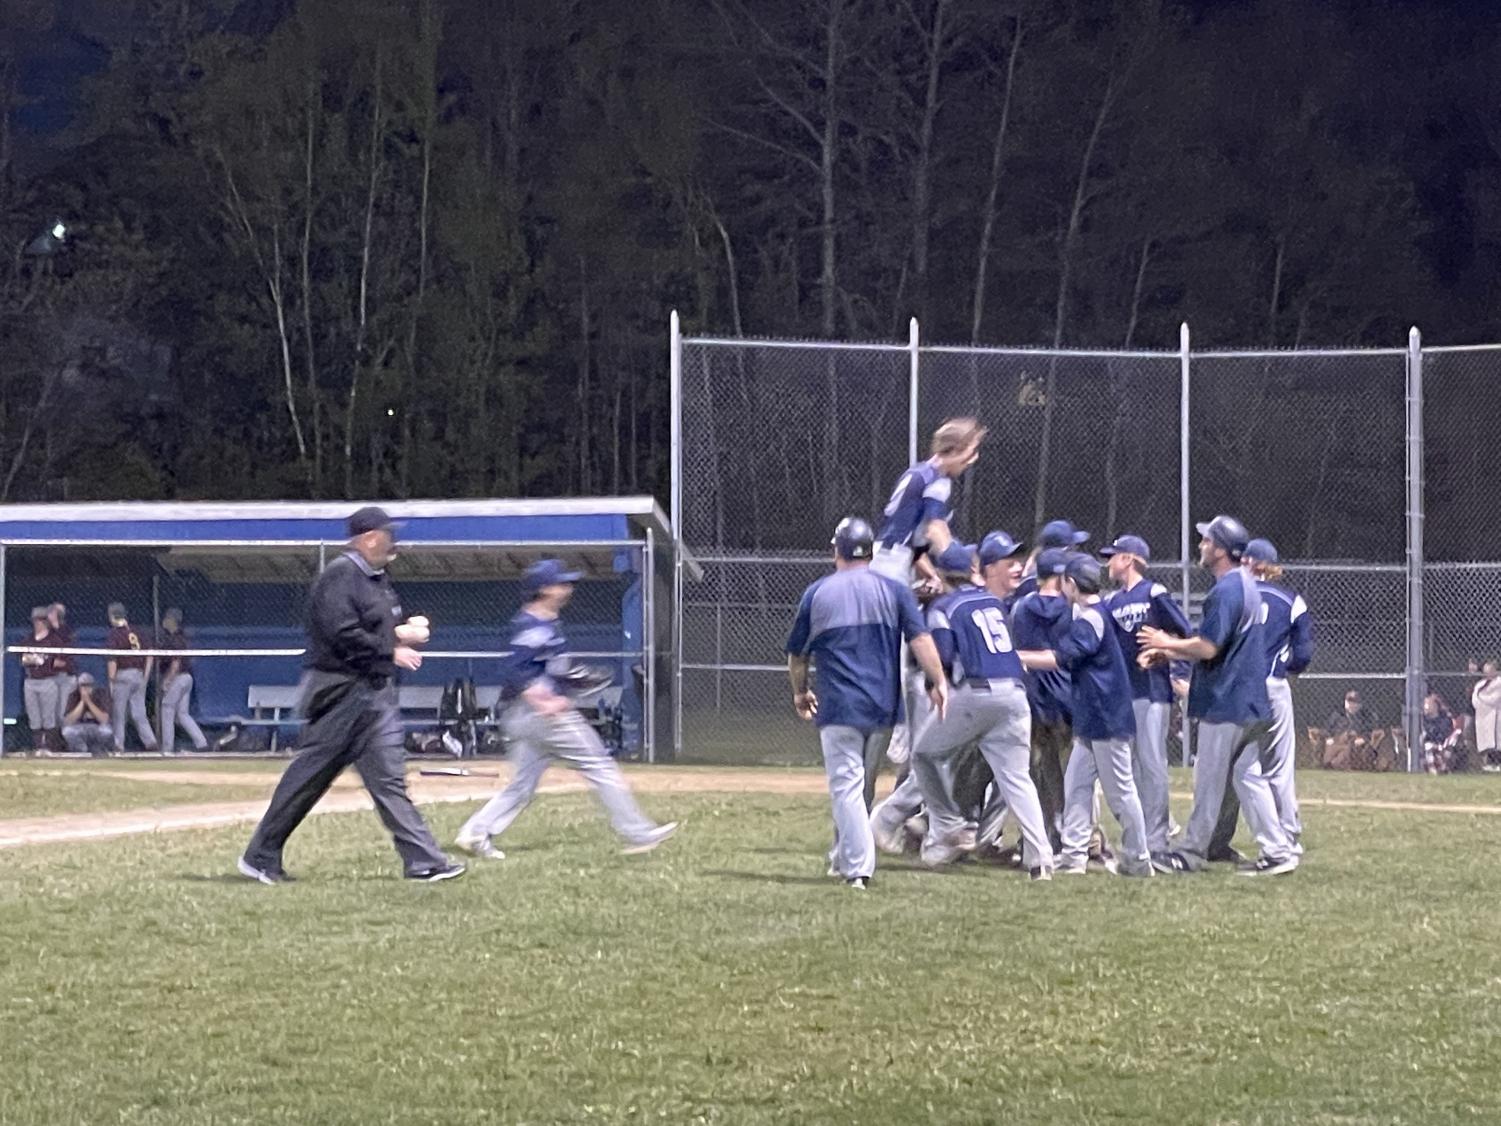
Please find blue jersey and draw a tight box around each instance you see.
[1010,590,1073,725]
[499,610,567,702]
[786,567,928,732]
[876,459,952,550]
[1257,579,1315,680]
[1187,569,1270,725]
[927,585,1024,686]
[1106,578,1193,703]
[1053,600,1136,741]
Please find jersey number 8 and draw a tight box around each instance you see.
[970,608,1013,654]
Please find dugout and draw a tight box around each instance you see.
[0,499,680,760]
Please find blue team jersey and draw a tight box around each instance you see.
[876,459,952,549]
[1106,579,1193,702]
[1052,601,1136,740]
[1187,569,1270,725]
[786,567,929,732]
[1010,591,1073,725]
[499,610,567,702]
[927,585,1024,686]
[1257,579,1315,680]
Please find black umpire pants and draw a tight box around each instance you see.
[243,673,447,874]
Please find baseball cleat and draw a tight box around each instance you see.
[454,832,505,861]
[1239,855,1298,877]
[1207,845,1247,864]
[405,862,467,883]
[885,727,910,765]
[1028,866,1053,882]
[845,877,868,891]
[236,857,282,885]
[1150,850,1192,874]
[870,812,909,856]
[621,821,679,855]
[1054,861,1088,876]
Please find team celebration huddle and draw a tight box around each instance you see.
[787,418,1313,888]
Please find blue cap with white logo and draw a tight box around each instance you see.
[1039,519,1089,548]
[934,542,978,577]
[523,559,582,595]
[978,531,1025,566]
[1099,534,1151,561]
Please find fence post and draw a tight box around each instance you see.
[1179,322,1193,764]
[0,544,6,754]
[1405,326,1425,771]
[669,309,684,759]
[908,317,920,464]
[643,532,656,764]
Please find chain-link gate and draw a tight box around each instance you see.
[672,320,1443,772]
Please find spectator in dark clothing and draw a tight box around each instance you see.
[1422,693,1462,774]
[1326,690,1379,739]
[61,673,115,756]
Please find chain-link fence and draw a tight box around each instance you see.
[672,324,1487,773]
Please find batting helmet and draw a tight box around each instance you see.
[831,516,874,561]
[1195,514,1251,562]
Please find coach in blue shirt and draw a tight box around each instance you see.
[1138,516,1298,877]
[788,516,948,889]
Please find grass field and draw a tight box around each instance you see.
[4,765,1501,1124]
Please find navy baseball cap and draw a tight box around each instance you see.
[1099,534,1151,561]
[1039,519,1089,548]
[979,531,1025,566]
[934,542,978,577]
[1036,547,1071,577]
[523,559,582,595]
[1244,538,1279,564]
[107,602,127,621]
[1196,514,1251,561]
[1065,554,1104,592]
[831,516,874,561]
[347,505,398,539]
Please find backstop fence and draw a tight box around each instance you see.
[670,319,1501,772]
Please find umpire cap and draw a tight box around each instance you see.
[1196,514,1251,561]
[831,516,874,561]
[1244,538,1279,564]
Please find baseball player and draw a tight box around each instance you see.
[871,418,987,765]
[1242,538,1314,852]
[455,559,678,859]
[1099,534,1191,853]
[47,602,77,730]
[787,516,948,890]
[157,608,209,754]
[911,533,1052,878]
[106,603,158,754]
[1138,515,1298,876]
[1018,555,1152,877]
[20,606,61,754]
[1011,520,1091,607]
[1008,547,1076,853]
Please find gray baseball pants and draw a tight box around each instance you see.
[244,675,447,875]
[1131,699,1172,852]
[24,678,60,738]
[110,669,157,751]
[159,673,208,751]
[1060,735,1150,873]
[819,725,892,880]
[913,682,1051,870]
[53,674,77,727]
[1182,719,1294,870]
[1264,678,1302,845]
[460,700,660,846]
[63,724,114,756]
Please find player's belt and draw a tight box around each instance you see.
[963,677,1024,693]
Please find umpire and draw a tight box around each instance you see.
[238,506,464,884]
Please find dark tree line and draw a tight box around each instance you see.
[0,0,1496,506]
